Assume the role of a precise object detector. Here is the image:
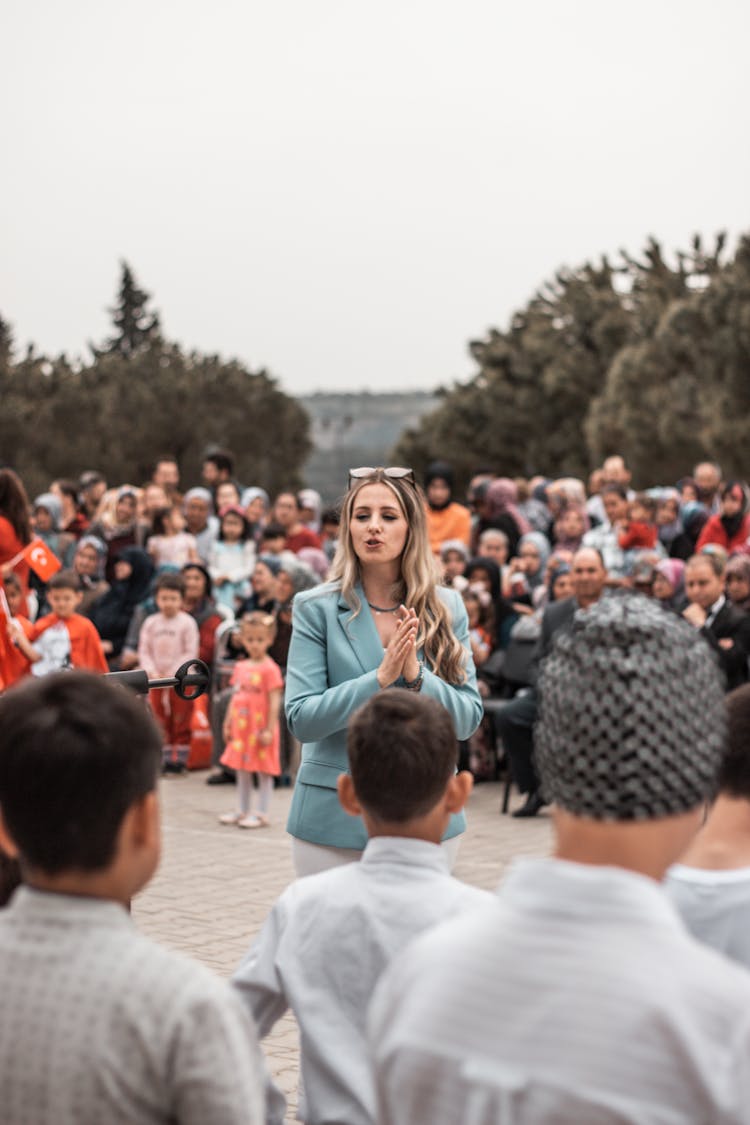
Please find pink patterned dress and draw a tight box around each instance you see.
[220,657,283,775]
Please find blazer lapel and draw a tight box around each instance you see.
[337,585,385,675]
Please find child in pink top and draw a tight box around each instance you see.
[147,506,199,571]
[138,573,200,773]
[218,612,283,829]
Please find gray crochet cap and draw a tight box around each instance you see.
[535,593,726,820]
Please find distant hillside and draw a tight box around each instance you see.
[297,391,438,504]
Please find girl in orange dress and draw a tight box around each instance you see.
[218,611,283,829]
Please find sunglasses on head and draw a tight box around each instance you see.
[348,466,415,489]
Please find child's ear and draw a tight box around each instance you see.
[0,809,20,859]
[444,770,473,815]
[73,591,84,608]
[337,774,362,817]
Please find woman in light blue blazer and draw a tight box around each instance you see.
[285,467,483,873]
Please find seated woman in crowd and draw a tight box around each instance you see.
[652,558,687,614]
[697,482,750,554]
[725,555,750,615]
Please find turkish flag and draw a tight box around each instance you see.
[22,539,62,582]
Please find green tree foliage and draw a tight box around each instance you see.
[395,233,746,488]
[0,267,310,497]
[95,261,161,358]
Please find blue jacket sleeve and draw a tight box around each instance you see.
[284,594,381,743]
[419,591,483,740]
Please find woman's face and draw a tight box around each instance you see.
[114,559,133,581]
[216,482,241,510]
[652,572,674,601]
[656,499,679,526]
[115,495,136,524]
[442,550,466,581]
[182,567,207,602]
[726,572,750,604]
[74,545,99,577]
[275,570,294,603]
[252,561,275,596]
[560,508,584,538]
[519,543,542,576]
[349,483,408,569]
[722,491,743,517]
[551,572,573,601]
[468,567,492,593]
[245,497,266,524]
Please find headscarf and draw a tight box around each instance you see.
[76,534,108,581]
[517,532,551,590]
[485,478,531,536]
[680,501,709,547]
[241,487,270,511]
[440,539,470,561]
[655,558,685,598]
[183,487,215,513]
[297,547,330,581]
[33,492,62,532]
[725,555,750,613]
[424,461,454,511]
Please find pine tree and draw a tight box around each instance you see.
[99,261,161,357]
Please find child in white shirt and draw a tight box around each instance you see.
[232,689,492,1125]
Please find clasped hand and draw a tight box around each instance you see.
[377,606,420,689]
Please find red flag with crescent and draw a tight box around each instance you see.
[22,539,62,582]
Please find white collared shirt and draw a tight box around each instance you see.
[0,887,264,1124]
[665,863,750,970]
[233,836,492,1125]
[369,857,750,1124]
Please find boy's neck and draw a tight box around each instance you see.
[24,868,133,909]
[161,609,181,619]
[553,810,700,882]
[677,794,750,870]
[364,810,446,847]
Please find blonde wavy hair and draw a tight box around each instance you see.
[328,471,467,684]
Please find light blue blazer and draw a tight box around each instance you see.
[285,581,483,849]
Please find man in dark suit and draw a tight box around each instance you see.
[684,554,750,691]
[495,546,608,817]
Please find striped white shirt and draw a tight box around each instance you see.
[369,858,750,1124]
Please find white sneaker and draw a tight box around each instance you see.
[238,814,269,829]
[218,811,242,825]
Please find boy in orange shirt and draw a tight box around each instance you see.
[10,570,108,676]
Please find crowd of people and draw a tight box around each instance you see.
[3,448,750,1121]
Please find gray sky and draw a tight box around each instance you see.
[4,0,749,395]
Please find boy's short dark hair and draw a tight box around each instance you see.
[3,573,21,593]
[204,450,234,476]
[261,523,286,541]
[347,690,458,822]
[52,478,78,502]
[0,672,161,874]
[721,685,750,799]
[47,569,81,593]
[321,507,340,527]
[154,572,185,595]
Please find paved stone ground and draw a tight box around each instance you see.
[133,772,553,1120]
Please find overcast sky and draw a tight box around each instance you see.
[3,0,749,395]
